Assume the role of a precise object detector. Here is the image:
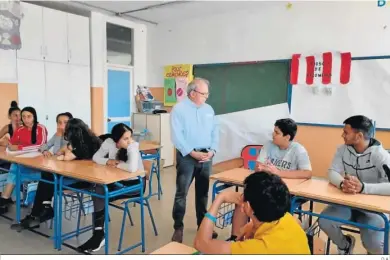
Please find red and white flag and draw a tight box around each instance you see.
[290,52,352,85]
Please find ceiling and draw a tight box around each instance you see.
[68,1,271,25]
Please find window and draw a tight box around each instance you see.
[106,23,133,66]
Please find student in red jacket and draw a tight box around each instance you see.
[0,107,48,214]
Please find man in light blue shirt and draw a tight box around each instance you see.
[170,77,219,243]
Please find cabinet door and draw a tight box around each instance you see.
[146,115,161,143]
[42,8,68,63]
[17,3,44,61]
[44,62,69,136]
[67,64,91,127]
[0,50,17,82]
[67,14,90,66]
[17,59,46,127]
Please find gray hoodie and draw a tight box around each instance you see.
[328,138,390,195]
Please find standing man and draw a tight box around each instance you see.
[170,77,219,243]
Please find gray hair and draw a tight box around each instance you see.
[187,77,210,96]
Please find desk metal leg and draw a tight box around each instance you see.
[156,152,162,200]
[52,174,58,250]
[15,165,21,223]
[57,176,64,251]
[140,179,145,252]
[104,185,109,255]
[382,214,389,255]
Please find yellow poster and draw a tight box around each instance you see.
[164,64,193,106]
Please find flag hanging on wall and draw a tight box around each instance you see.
[290,52,352,85]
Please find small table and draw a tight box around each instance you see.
[151,242,197,254]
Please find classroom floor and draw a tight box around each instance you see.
[0,166,374,254]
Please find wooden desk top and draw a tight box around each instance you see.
[150,242,197,255]
[139,141,162,151]
[210,168,308,191]
[292,179,390,214]
[0,149,144,185]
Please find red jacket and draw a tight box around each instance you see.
[10,124,48,151]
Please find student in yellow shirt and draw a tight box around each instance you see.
[193,172,310,254]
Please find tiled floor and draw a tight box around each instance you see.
[0,166,379,254]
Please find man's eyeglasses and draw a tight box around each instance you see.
[193,90,209,97]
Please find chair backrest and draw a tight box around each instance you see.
[240,145,263,170]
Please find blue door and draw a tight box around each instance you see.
[107,68,131,133]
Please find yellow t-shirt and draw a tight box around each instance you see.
[231,213,310,254]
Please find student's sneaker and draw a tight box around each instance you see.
[0,197,13,214]
[337,235,356,255]
[10,205,54,232]
[77,229,105,253]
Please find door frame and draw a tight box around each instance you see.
[103,64,134,134]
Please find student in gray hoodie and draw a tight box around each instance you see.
[318,115,390,255]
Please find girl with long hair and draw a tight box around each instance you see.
[0,101,21,146]
[0,106,48,214]
[76,123,145,252]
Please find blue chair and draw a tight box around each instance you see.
[110,159,158,252]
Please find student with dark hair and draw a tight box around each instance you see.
[257,118,312,179]
[226,118,312,241]
[39,112,73,157]
[11,118,101,233]
[79,123,145,252]
[0,101,21,146]
[193,172,310,254]
[319,115,390,255]
[0,106,48,214]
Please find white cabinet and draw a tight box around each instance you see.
[132,113,174,167]
[17,3,44,60]
[18,2,90,65]
[42,8,68,63]
[67,14,90,66]
[17,60,91,137]
[16,3,91,137]
[17,59,46,125]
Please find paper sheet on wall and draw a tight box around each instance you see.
[164,78,177,105]
[175,77,188,102]
[213,103,290,164]
[291,59,390,128]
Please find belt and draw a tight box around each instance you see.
[194,148,210,152]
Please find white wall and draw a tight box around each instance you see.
[147,1,390,87]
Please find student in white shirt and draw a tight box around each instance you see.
[76,123,145,253]
[227,118,312,241]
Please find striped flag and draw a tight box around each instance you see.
[290,52,352,85]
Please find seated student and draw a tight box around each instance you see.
[0,107,47,214]
[11,118,101,232]
[39,112,73,157]
[194,172,310,254]
[226,118,312,240]
[78,123,145,252]
[256,118,312,179]
[0,101,21,147]
[318,115,390,255]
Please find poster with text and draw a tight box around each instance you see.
[164,64,193,106]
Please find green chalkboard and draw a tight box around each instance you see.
[193,61,290,115]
